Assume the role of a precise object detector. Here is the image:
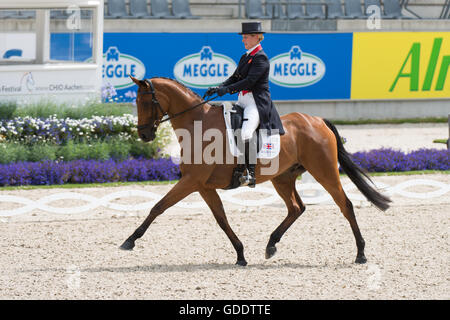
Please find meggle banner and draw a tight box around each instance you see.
[102,33,353,102]
[352,32,450,100]
[12,32,450,102]
[265,33,352,100]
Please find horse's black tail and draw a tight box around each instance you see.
[323,119,391,211]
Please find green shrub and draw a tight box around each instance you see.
[56,141,78,161]
[129,140,157,159]
[0,115,173,163]
[3,100,134,120]
[0,102,18,119]
[85,142,110,161]
[61,102,134,119]
[26,144,57,162]
[0,143,28,163]
[108,139,132,161]
[14,101,59,119]
[0,139,167,163]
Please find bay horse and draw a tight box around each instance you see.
[120,76,391,266]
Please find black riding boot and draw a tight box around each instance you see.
[246,164,256,188]
[239,139,256,188]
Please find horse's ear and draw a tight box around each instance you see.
[129,75,150,88]
[129,75,141,86]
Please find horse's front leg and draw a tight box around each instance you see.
[199,188,247,266]
[120,177,197,251]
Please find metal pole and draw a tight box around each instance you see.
[447,114,449,149]
[439,0,449,19]
[238,0,242,19]
[286,0,290,31]
[35,9,50,64]
[445,0,450,19]
[403,0,422,19]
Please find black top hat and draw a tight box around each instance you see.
[239,21,265,35]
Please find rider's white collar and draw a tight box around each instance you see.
[246,43,261,56]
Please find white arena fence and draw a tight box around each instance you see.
[0,177,449,217]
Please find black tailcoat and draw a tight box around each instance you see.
[222,48,285,135]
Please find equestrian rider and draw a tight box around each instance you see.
[205,21,285,188]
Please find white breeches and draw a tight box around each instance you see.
[237,92,260,141]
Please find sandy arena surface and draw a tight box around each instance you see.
[0,123,448,300]
[336,123,448,153]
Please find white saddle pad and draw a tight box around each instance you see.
[222,102,280,159]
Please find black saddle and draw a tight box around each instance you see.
[230,103,245,132]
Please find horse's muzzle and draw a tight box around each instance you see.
[139,128,156,142]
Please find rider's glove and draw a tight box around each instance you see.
[205,86,219,98]
[216,86,229,97]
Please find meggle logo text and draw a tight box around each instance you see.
[269,46,326,87]
[173,46,237,88]
[102,47,146,89]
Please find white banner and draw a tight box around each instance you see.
[0,68,98,96]
[0,32,36,61]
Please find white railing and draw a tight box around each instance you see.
[0,177,448,217]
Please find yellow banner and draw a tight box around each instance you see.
[351,32,450,99]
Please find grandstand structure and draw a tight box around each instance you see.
[0,1,449,29]
[99,0,449,21]
[1,1,449,40]
[98,0,450,32]
[0,1,449,119]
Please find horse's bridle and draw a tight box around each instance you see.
[136,79,219,132]
[136,79,166,132]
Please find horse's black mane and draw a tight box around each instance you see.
[149,77,202,100]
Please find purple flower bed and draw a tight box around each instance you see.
[0,148,448,187]
[349,148,450,172]
[0,158,181,186]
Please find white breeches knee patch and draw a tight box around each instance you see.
[237,92,260,141]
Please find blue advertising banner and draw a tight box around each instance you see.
[51,32,353,102]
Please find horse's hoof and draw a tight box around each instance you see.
[236,260,247,266]
[265,246,277,259]
[355,255,367,264]
[119,240,135,251]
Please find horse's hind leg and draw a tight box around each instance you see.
[120,177,197,251]
[266,167,306,259]
[327,185,366,264]
[199,188,247,266]
[304,158,367,264]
